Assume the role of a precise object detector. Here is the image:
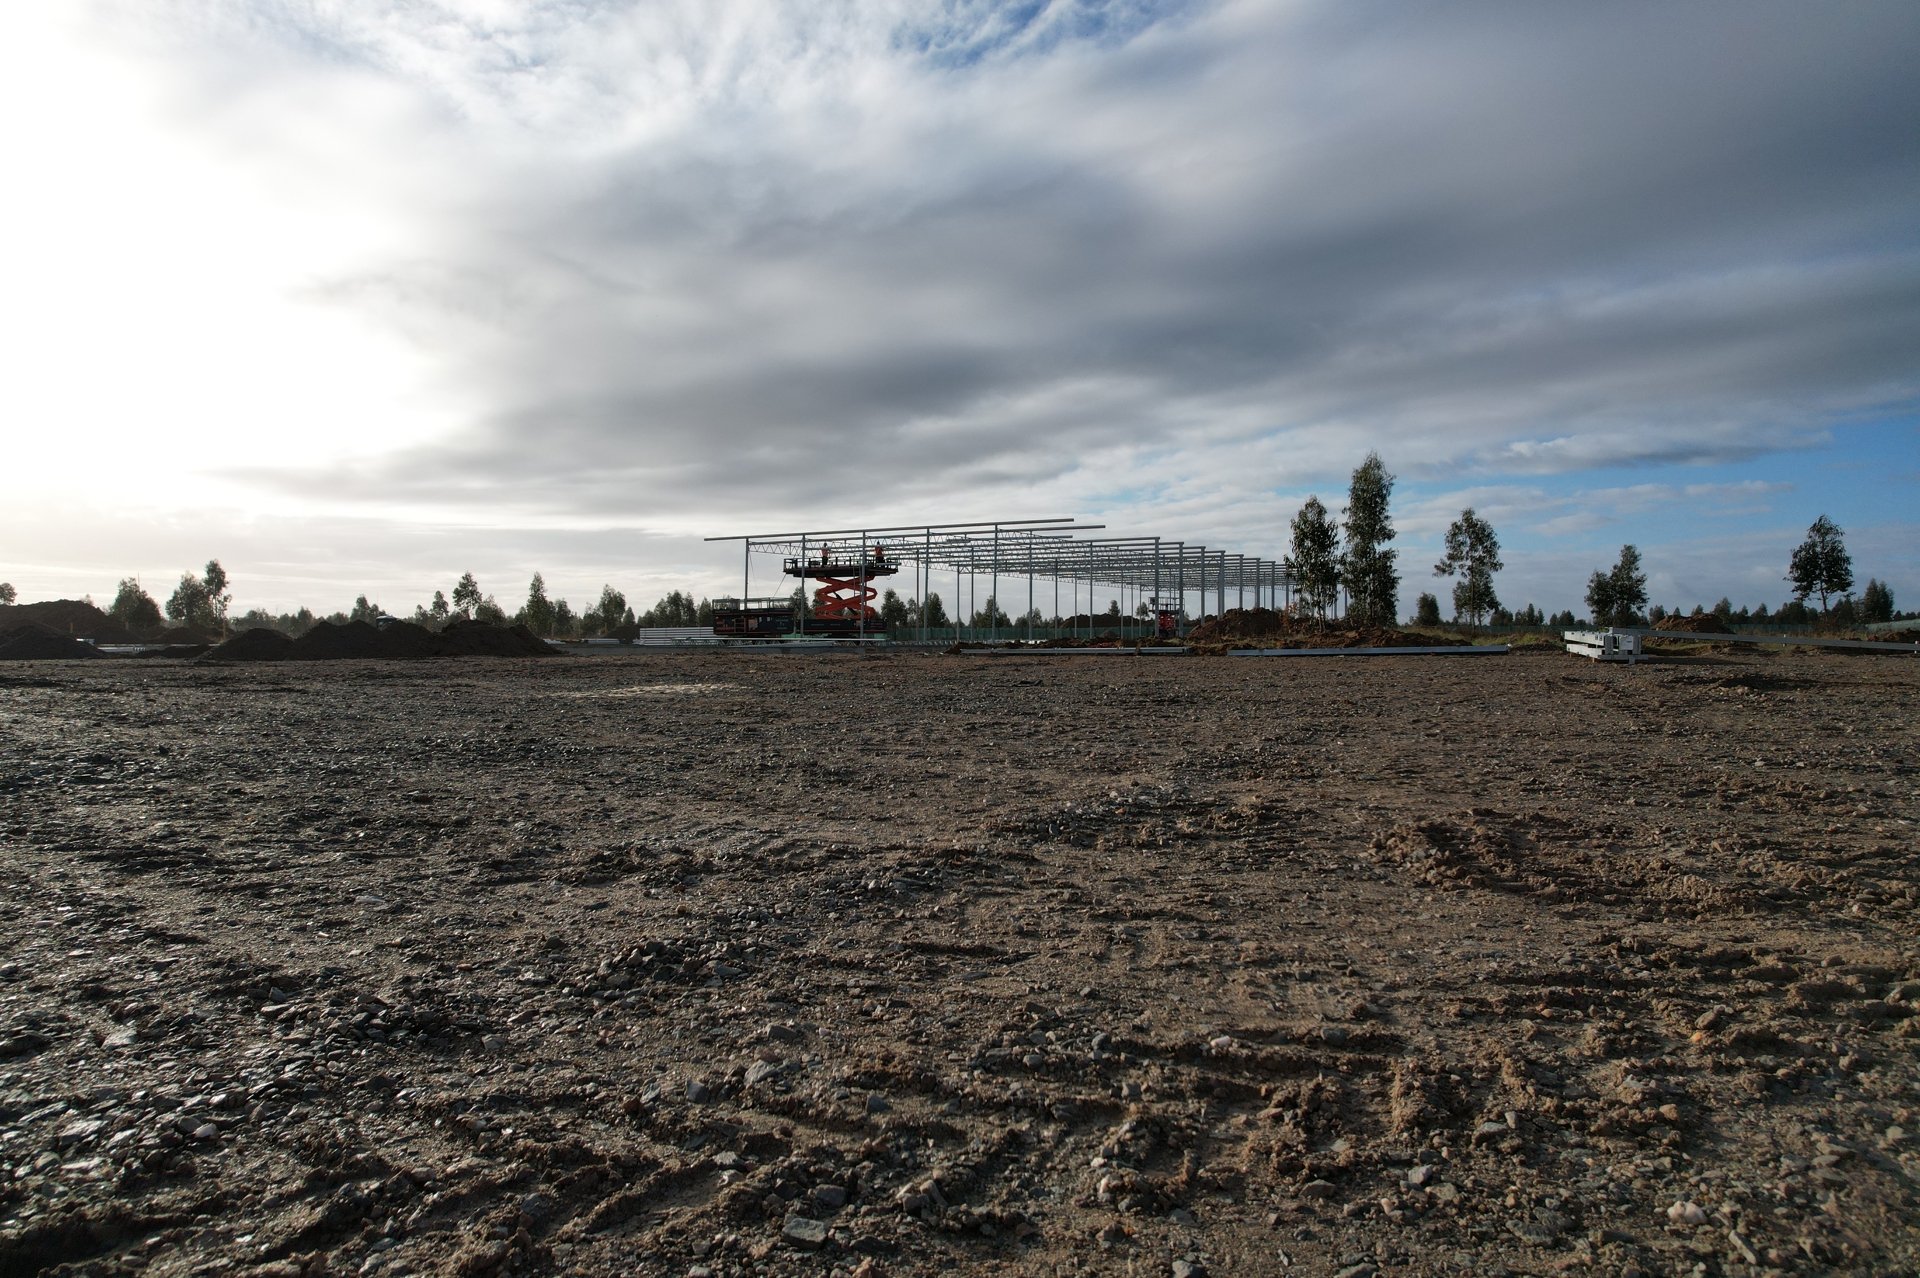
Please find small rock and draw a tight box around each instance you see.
[1299,1180,1339,1200]
[1171,1261,1208,1278]
[781,1215,829,1250]
[865,1093,891,1113]
[1657,1103,1680,1122]
[745,1061,778,1088]
[1022,1053,1045,1068]
[1333,1265,1377,1278]
[686,1080,711,1104]
[713,1151,741,1169]
[192,1122,221,1142]
[1118,1081,1143,1101]
[1667,1201,1706,1225]
[1405,1165,1434,1187]
[1318,1026,1348,1047]
[56,1119,105,1145]
[813,1183,848,1210]
[481,1034,506,1053]
[1471,1120,1507,1144]
[767,1023,804,1043]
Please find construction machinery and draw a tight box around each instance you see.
[784,546,897,637]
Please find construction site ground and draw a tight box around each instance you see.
[1,647,1916,1278]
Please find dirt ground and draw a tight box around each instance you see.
[1,646,1916,1278]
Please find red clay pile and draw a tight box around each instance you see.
[0,624,104,661]
[205,619,556,662]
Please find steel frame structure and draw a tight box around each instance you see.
[707,518,1294,642]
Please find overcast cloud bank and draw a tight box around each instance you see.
[3,1,1916,611]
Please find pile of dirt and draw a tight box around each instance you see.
[1181,607,1290,643]
[206,628,294,661]
[1052,614,1149,632]
[1654,613,1725,633]
[433,619,557,657]
[1184,608,1470,652]
[0,599,146,642]
[1248,625,1470,651]
[205,619,556,662]
[0,624,104,660]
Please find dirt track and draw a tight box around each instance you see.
[1,647,1916,1278]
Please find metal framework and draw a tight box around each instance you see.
[706,518,1293,642]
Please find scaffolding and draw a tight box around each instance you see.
[706,518,1293,643]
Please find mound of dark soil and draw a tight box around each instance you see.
[286,620,385,659]
[1183,607,1290,643]
[205,628,295,662]
[1052,615,1146,632]
[0,624,104,660]
[1183,608,1466,652]
[1288,625,1468,649]
[207,619,556,662]
[0,600,145,642]
[434,619,555,657]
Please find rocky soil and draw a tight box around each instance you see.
[0,647,1916,1278]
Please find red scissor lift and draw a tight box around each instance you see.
[785,546,897,638]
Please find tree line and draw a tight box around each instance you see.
[8,507,1900,640]
[1579,515,1899,629]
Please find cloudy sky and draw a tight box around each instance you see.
[4,0,1917,620]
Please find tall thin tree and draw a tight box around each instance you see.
[1340,453,1399,626]
[1288,496,1341,622]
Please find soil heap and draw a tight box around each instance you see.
[0,624,104,660]
[1183,606,1468,652]
[1654,613,1726,633]
[0,599,147,643]
[205,628,295,661]
[206,619,556,662]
